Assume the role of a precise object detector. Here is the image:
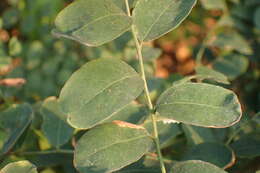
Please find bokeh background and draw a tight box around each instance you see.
[0,0,259,172]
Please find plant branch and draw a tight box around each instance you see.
[124,1,166,172]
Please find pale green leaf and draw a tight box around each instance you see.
[54,0,131,46]
[40,97,74,148]
[1,161,37,173]
[8,37,22,56]
[133,0,197,42]
[200,0,226,10]
[74,121,153,173]
[182,143,235,169]
[59,58,144,129]
[171,160,227,173]
[156,82,242,128]
[195,66,230,84]
[0,103,33,155]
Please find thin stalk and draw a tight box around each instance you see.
[124,1,166,172]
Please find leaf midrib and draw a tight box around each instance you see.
[140,0,176,41]
[74,74,139,116]
[72,13,128,34]
[81,135,148,165]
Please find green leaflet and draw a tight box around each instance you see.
[59,58,144,129]
[74,121,153,173]
[40,97,74,148]
[0,103,33,156]
[208,32,253,55]
[1,161,38,173]
[54,0,131,46]
[171,160,227,173]
[156,82,242,128]
[213,54,249,80]
[195,66,230,84]
[133,0,197,42]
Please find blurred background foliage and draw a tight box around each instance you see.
[0,0,259,173]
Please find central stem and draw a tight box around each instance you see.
[124,1,167,173]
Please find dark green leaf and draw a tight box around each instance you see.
[231,134,260,158]
[254,7,260,29]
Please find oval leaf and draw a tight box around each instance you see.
[182,142,235,169]
[54,0,131,46]
[74,121,153,173]
[133,0,197,42]
[156,82,242,128]
[1,161,37,173]
[171,160,227,173]
[59,58,144,129]
[41,97,74,148]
